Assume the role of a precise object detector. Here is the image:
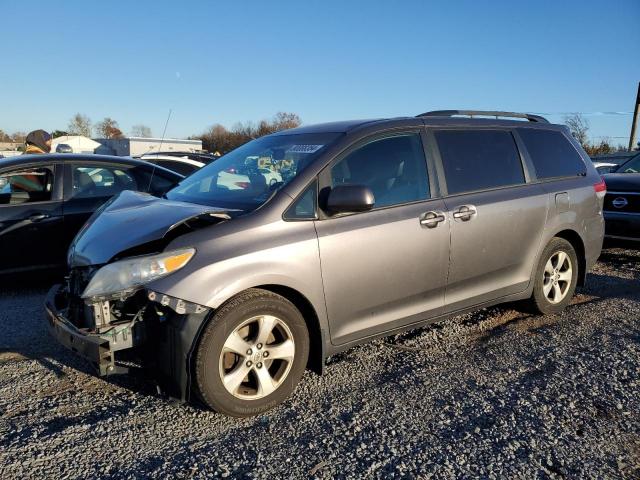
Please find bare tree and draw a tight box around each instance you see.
[11,131,26,143]
[196,112,302,154]
[564,114,589,150]
[131,124,153,137]
[0,129,12,142]
[95,117,124,139]
[67,113,92,137]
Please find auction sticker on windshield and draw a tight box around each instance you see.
[286,145,324,154]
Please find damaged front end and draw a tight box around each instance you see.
[44,190,233,400]
[45,277,211,399]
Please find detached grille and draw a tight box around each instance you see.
[604,192,640,214]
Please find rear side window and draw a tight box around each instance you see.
[71,165,138,199]
[434,130,525,195]
[517,128,586,179]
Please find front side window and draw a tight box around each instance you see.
[166,133,341,211]
[434,130,525,195]
[0,166,54,205]
[71,165,138,199]
[517,128,587,179]
[330,133,430,208]
[617,153,640,173]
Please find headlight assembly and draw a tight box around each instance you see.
[82,248,195,300]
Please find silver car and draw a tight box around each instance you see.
[45,110,605,417]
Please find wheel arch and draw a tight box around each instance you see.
[253,284,325,375]
[552,229,587,287]
[191,284,326,377]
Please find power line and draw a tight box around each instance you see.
[530,111,633,116]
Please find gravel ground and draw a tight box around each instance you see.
[0,248,639,479]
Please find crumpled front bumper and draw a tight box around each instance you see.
[44,284,142,376]
[45,283,213,401]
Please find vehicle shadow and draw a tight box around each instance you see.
[0,283,160,402]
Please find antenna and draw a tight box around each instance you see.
[146,108,173,193]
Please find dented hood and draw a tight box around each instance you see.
[69,190,232,267]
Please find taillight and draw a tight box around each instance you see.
[594,177,606,199]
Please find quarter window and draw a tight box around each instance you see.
[0,166,54,205]
[284,181,317,220]
[71,165,138,199]
[434,130,525,195]
[330,133,430,208]
[517,128,587,179]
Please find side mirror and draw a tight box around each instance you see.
[326,184,375,214]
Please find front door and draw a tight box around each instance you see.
[0,163,65,273]
[315,131,450,345]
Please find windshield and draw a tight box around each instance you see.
[616,153,640,173]
[165,132,341,210]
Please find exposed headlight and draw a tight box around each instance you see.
[82,248,195,299]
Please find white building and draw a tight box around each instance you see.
[95,137,202,157]
[52,135,102,154]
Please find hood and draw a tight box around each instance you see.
[69,190,233,267]
[602,173,640,192]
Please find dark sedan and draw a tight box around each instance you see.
[602,152,640,243]
[0,154,182,276]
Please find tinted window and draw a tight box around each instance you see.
[517,128,586,179]
[330,133,430,208]
[71,165,138,199]
[617,153,640,173]
[435,130,524,195]
[284,181,317,220]
[0,166,54,205]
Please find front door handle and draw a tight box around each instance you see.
[420,211,446,228]
[29,213,50,222]
[452,205,477,221]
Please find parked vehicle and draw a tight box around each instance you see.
[140,154,207,176]
[140,152,220,176]
[45,110,605,417]
[591,152,636,174]
[602,152,640,243]
[0,154,182,276]
[592,161,618,174]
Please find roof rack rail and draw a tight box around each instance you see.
[417,110,548,123]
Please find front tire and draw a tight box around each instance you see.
[194,289,309,417]
[528,237,579,315]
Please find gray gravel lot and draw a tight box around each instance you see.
[0,248,639,479]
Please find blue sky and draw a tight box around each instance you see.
[1,0,638,144]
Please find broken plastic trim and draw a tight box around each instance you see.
[147,290,209,315]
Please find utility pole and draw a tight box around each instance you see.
[629,81,640,151]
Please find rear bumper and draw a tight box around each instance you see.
[604,211,640,241]
[44,284,142,376]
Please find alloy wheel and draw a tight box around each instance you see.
[218,315,295,400]
[542,250,573,304]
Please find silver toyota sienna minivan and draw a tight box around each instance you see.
[46,110,606,417]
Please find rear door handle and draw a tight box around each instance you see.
[420,211,446,228]
[452,205,477,221]
[29,213,50,222]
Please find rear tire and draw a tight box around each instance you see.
[194,288,309,417]
[527,237,579,315]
